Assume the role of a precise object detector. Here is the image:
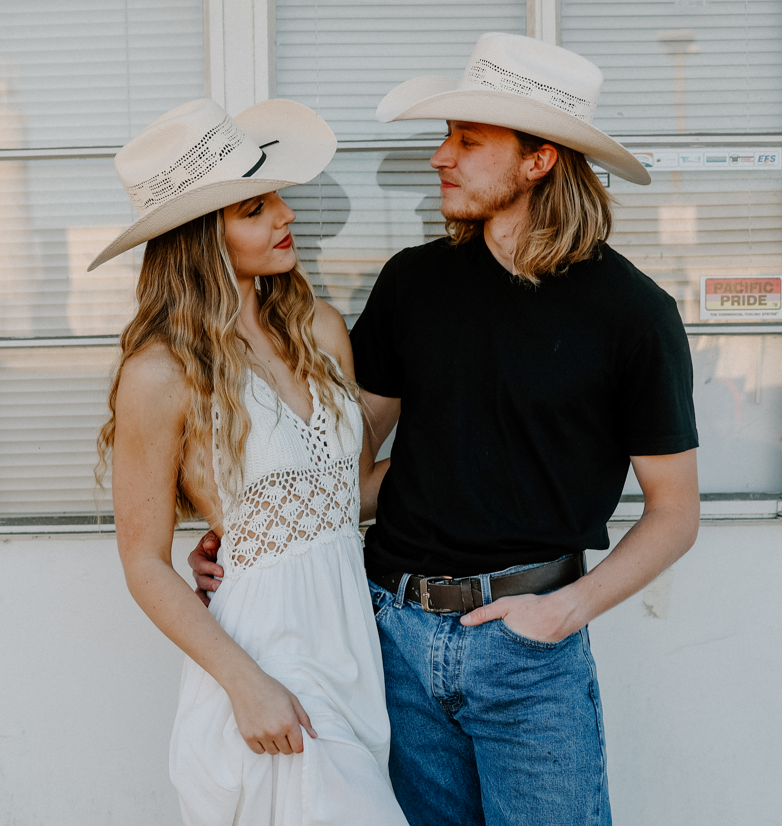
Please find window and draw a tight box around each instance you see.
[3,0,779,528]
[560,0,782,502]
[0,0,205,528]
[276,0,527,323]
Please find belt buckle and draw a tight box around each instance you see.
[419,576,453,613]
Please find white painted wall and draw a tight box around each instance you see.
[1,522,780,825]
[590,522,782,826]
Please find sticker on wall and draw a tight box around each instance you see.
[700,276,782,320]
[633,149,781,172]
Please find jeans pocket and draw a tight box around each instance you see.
[366,578,393,623]
[497,618,567,650]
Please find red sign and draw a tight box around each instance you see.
[704,277,781,310]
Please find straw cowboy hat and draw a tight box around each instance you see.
[376,32,650,186]
[88,98,336,271]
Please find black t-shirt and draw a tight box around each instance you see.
[350,234,698,577]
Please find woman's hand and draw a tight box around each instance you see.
[113,348,305,740]
[188,530,224,605]
[229,667,318,755]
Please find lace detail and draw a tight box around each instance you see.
[213,368,363,579]
[221,456,361,579]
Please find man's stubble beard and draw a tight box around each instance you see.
[439,166,528,222]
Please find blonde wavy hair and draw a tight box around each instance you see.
[445,131,615,285]
[95,209,356,523]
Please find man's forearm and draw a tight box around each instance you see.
[461,450,700,642]
[553,500,700,637]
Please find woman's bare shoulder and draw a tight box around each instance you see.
[117,341,189,418]
[121,341,183,382]
[312,300,351,366]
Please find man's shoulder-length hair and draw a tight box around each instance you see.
[446,131,614,284]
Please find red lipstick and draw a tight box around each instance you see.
[274,234,293,249]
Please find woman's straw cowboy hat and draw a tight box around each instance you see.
[88,98,336,271]
[376,32,650,186]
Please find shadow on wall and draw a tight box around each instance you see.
[376,145,445,245]
[296,171,354,315]
[295,143,447,327]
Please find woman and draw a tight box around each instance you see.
[93,98,407,826]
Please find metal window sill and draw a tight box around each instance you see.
[611,493,782,522]
[1,496,779,537]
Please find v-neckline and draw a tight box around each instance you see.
[248,369,318,428]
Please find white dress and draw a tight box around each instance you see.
[170,371,408,826]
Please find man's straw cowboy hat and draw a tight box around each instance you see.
[89,98,336,271]
[376,32,650,186]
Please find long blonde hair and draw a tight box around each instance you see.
[95,210,356,522]
[446,131,614,285]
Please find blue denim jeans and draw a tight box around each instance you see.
[367,560,611,826]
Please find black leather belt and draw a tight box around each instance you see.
[367,554,585,615]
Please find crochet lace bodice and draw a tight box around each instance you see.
[213,370,362,580]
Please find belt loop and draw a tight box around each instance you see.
[394,573,412,609]
[479,573,492,606]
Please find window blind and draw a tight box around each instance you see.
[561,0,782,135]
[0,158,140,338]
[286,150,444,327]
[276,0,526,141]
[0,0,205,150]
[608,168,782,323]
[0,346,117,518]
[0,0,204,523]
[276,0,527,321]
[277,0,782,497]
[607,166,781,494]
[559,1,782,494]
[620,334,782,495]
[690,334,782,493]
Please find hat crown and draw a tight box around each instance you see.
[114,99,264,217]
[458,33,603,124]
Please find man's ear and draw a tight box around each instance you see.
[527,144,558,181]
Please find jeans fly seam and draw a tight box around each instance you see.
[437,622,466,719]
[428,615,442,702]
[452,620,466,700]
[430,617,464,718]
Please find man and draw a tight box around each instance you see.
[191,33,699,826]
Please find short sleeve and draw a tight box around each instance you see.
[619,303,699,456]
[349,254,405,398]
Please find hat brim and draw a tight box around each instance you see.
[376,76,650,186]
[88,99,337,271]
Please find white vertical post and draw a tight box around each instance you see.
[204,0,276,115]
[204,0,226,107]
[255,0,277,103]
[526,0,561,45]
